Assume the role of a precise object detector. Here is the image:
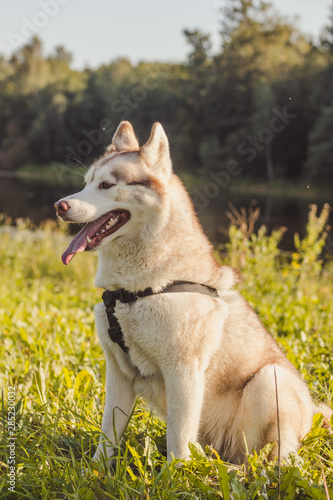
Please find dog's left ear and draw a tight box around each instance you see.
[141,123,172,180]
[108,121,139,152]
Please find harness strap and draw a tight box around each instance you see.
[102,281,218,355]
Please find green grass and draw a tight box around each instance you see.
[0,210,332,499]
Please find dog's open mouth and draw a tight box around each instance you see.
[62,210,130,265]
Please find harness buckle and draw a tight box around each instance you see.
[102,288,127,308]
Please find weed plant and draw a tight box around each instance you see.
[0,207,332,499]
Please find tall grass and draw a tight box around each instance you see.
[0,208,332,499]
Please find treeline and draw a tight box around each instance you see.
[1,0,333,181]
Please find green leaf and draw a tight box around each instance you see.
[280,467,302,500]
[74,370,93,399]
[297,480,329,500]
[127,443,145,476]
[313,412,324,428]
[230,477,248,500]
[188,440,206,460]
[216,463,231,500]
[78,486,95,500]
[186,472,212,494]
[249,477,268,500]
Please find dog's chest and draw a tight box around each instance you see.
[95,293,228,380]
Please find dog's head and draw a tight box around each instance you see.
[55,122,172,265]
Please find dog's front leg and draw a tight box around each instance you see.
[164,364,204,461]
[93,356,136,465]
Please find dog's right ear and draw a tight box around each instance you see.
[107,121,139,153]
[141,122,172,181]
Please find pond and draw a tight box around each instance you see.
[0,172,331,253]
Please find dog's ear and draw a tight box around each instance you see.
[141,123,172,180]
[108,121,139,152]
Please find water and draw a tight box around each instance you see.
[0,173,331,252]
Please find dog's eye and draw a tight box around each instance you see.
[127,180,151,188]
[99,181,115,190]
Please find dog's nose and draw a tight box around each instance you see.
[54,200,70,215]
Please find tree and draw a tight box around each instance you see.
[320,3,333,60]
[174,30,214,170]
[205,0,316,178]
[306,105,333,178]
[0,6,331,182]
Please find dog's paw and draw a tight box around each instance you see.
[92,449,116,471]
[92,449,103,464]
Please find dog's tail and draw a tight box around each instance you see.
[314,401,333,431]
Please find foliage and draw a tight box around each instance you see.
[0,1,333,180]
[320,4,333,59]
[306,105,333,178]
[217,203,333,397]
[0,208,332,499]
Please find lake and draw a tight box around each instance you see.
[0,171,331,253]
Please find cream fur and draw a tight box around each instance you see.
[56,121,317,465]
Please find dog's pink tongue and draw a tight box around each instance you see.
[62,221,96,265]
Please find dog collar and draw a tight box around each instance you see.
[102,281,219,355]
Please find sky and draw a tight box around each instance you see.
[0,0,332,70]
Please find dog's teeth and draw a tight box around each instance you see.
[86,237,91,243]
[106,219,117,229]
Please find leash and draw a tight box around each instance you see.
[102,281,219,355]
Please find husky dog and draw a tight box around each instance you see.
[55,121,318,465]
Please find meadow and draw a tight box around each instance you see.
[0,205,332,499]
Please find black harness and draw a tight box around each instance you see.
[102,281,219,355]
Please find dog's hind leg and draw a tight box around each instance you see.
[164,364,205,461]
[93,356,136,465]
[233,364,313,463]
